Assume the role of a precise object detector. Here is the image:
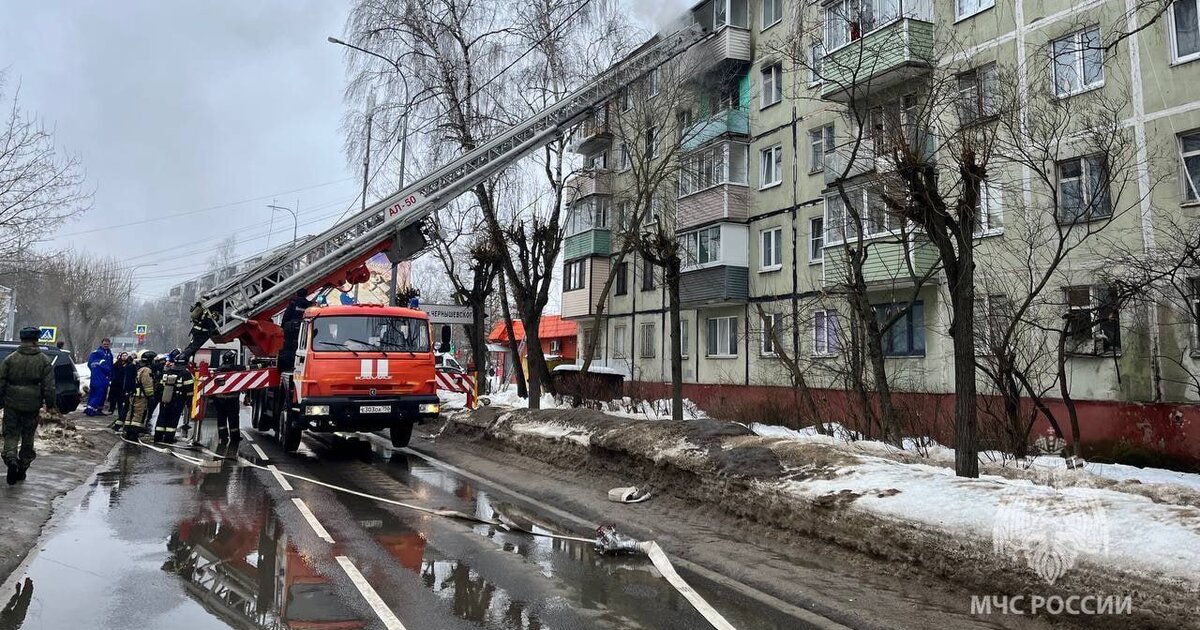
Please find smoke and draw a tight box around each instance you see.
[626,0,695,34]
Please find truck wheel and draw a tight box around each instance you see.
[390,422,413,449]
[280,409,301,453]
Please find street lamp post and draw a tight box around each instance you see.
[328,36,410,306]
[267,203,298,247]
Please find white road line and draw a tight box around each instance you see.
[268,464,293,491]
[251,443,269,461]
[242,432,254,443]
[291,498,334,543]
[335,556,408,630]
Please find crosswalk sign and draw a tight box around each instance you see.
[38,326,57,344]
[134,324,148,335]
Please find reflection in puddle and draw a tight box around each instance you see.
[0,577,34,630]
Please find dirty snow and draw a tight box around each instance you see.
[75,363,89,393]
[510,421,593,446]
[552,364,623,375]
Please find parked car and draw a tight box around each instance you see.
[435,353,464,375]
[0,342,82,413]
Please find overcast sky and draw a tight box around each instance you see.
[0,0,689,300]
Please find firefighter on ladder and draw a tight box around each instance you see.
[180,301,219,364]
[153,357,194,444]
[211,351,242,444]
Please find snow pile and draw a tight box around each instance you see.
[510,421,594,446]
[75,363,89,393]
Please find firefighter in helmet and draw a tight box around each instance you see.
[211,351,242,444]
[153,357,194,444]
[180,302,218,363]
[123,350,157,439]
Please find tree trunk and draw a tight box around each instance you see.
[665,258,683,422]
[498,273,527,399]
[948,250,980,478]
[523,313,548,409]
[468,304,489,395]
[1057,326,1082,457]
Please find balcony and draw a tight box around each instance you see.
[824,127,937,185]
[820,18,934,102]
[561,258,609,319]
[821,237,939,288]
[569,107,613,155]
[682,25,752,79]
[824,146,875,186]
[677,184,749,230]
[681,108,749,153]
[680,265,749,307]
[564,229,611,260]
[565,169,612,202]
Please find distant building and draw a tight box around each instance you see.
[487,316,578,384]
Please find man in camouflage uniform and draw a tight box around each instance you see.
[0,327,57,485]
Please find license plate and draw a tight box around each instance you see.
[360,405,391,414]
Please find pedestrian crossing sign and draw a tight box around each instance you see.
[134,324,148,335]
[38,326,56,344]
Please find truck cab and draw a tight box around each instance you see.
[252,304,440,452]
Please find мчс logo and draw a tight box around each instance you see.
[992,477,1109,585]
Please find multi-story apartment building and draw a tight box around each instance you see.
[560,0,1200,453]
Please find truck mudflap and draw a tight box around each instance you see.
[297,395,440,431]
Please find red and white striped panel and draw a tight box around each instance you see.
[201,368,278,396]
[436,372,475,393]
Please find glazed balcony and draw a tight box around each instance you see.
[677,185,749,231]
[564,229,611,260]
[564,169,612,202]
[822,237,939,288]
[681,108,749,153]
[820,18,934,102]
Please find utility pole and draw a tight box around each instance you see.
[357,91,376,304]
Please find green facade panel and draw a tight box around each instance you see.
[564,229,611,260]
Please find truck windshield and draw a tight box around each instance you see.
[311,316,430,353]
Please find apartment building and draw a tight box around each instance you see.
[559,0,1200,437]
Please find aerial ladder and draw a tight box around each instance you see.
[184,24,708,450]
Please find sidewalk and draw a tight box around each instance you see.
[0,413,120,582]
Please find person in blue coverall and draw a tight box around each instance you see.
[84,338,113,416]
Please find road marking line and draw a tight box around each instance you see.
[335,556,407,630]
[243,432,254,443]
[251,443,269,461]
[292,498,334,543]
[268,464,293,491]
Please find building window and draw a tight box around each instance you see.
[974,179,1003,234]
[564,260,586,291]
[957,63,998,125]
[813,309,840,355]
[809,217,825,262]
[645,125,659,159]
[1171,0,1200,62]
[619,89,631,113]
[760,227,782,270]
[566,198,610,235]
[809,44,824,84]
[874,302,926,357]
[1065,286,1122,355]
[809,125,834,173]
[618,142,631,171]
[761,313,782,356]
[706,316,738,357]
[680,320,690,359]
[682,225,722,266]
[762,0,783,28]
[973,294,1011,354]
[1057,156,1112,222]
[679,142,749,196]
[1181,130,1200,201]
[639,322,657,358]
[648,67,660,97]
[1052,26,1104,97]
[641,255,655,291]
[613,325,628,358]
[549,339,562,354]
[760,145,783,188]
[1190,278,1200,344]
[956,0,995,21]
[614,262,628,296]
[761,63,783,108]
[587,151,608,170]
[713,0,749,28]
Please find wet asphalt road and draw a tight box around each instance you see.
[0,411,810,630]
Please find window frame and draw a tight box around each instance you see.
[640,255,656,291]
[760,312,782,356]
[809,217,825,263]
[1064,286,1122,356]
[614,261,628,296]
[808,124,834,174]
[1169,0,1200,64]
[639,322,657,358]
[1051,25,1105,98]
[706,316,739,358]
[955,0,996,22]
[564,259,587,292]
[957,63,999,126]
[618,142,631,171]
[808,43,824,86]
[761,0,783,30]
[812,309,840,356]
[873,301,926,357]
[1056,155,1113,223]
[681,225,723,267]
[973,294,1011,355]
[680,320,690,359]
[613,324,628,359]
[647,67,660,97]
[1190,278,1200,348]
[760,144,783,189]
[1181,130,1200,202]
[761,63,783,109]
[974,178,1003,235]
[759,226,783,271]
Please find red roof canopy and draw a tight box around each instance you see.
[488,315,577,343]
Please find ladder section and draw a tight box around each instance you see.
[202,24,707,339]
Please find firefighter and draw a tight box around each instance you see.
[124,350,157,439]
[1,327,57,484]
[211,351,242,444]
[146,354,167,422]
[180,301,218,363]
[153,358,194,444]
[279,289,311,372]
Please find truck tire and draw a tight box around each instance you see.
[390,422,413,449]
[280,409,302,453]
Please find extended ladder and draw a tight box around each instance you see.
[200,24,706,351]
